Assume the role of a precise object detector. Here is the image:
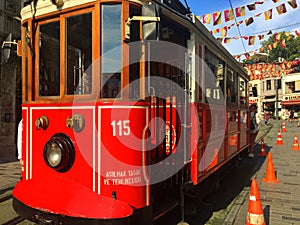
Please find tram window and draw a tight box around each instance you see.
[66,13,92,95]
[39,21,60,96]
[226,68,237,104]
[129,5,141,99]
[101,4,122,98]
[239,77,247,107]
[204,51,224,102]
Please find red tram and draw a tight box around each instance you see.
[13,0,250,224]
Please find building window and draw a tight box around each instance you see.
[275,79,281,89]
[266,80,271,90]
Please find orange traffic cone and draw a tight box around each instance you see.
[246,179,266,225]
[276,130,283,145]
[259,138,267,156]
[292,134,300,151]
[281,122,287,132]
[262,152,280,183]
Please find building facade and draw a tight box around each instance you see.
[0,0,22,160]
[281,72,300,119]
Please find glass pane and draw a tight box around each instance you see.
[204,50,224,102]
[66,13,92,95]
[226,68,237,103]
[239,77,247,107]
[101,4,121,98]
[39,21,60,96]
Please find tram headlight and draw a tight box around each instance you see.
[44,133,75,172]
[45,142,62,167]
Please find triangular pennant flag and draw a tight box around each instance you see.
[274,33,281,42]
[276,3,287,15]
[295,30,299,37]
[213,12,222,25]
[235,6,245,17]
[258,35,265,40]
[247,4,256,11]
[260,46,264,52]
[272,0,280,2]
[280,39,286,48]
[254,13,262,17]
[224,9,234,22]
[202,14,211,24]
[242,36,249,40]
[268,44,273,50]
[236,20,243,26]
[273,42,278,48]
[224,37,232,44]
[245,17,254,26]
[221,26,228,38]
[216,38,223,43]
[245,53,250,60]
[213,28,220,34]
[267,30,273,35]
[264,9,273,20]
[288,0,298,9]
[255,1,265,4]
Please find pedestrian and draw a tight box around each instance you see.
[289,110,294,122]
[17,119,23,164]
[249,104,258,157]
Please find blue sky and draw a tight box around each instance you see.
[181,0,300,57]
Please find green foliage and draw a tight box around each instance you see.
[261,32,300,62]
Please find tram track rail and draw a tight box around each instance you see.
[0,183,26,225]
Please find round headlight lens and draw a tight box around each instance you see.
[44,133,75,172]
[45,142,62,167]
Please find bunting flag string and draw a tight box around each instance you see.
[244,59,300,80]
[220,29,299,46]
[209,1,297,36]
[232,29,300,64]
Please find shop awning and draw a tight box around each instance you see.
[280,101,300,105]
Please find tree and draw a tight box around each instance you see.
[261,32,300,62]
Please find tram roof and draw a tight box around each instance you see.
[20,0,247,79]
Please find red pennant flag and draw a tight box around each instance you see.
[221,27,228,38]
[224,9,234,22]
[258,35,265,40]
[264,9,273,20]
[242,36,249,40]
[272,0,280,2]
[288,0,298,9]
[213,12,222,26]
[295,30,299,37]
[280,39,286,48]
[235,6,245,17]
[245,17,254,26]
[216,38,223,43]
[224,38,232,44]
[245,53,250,60]
[274,33,281,42]
[247,4,256,11]
[267,44,272,51]
[202,14,211,24]
[276,4,287,15]
[259,46,264,52]
[236,20,243,26]
[255,1,264,4]
[254,13,262,17]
